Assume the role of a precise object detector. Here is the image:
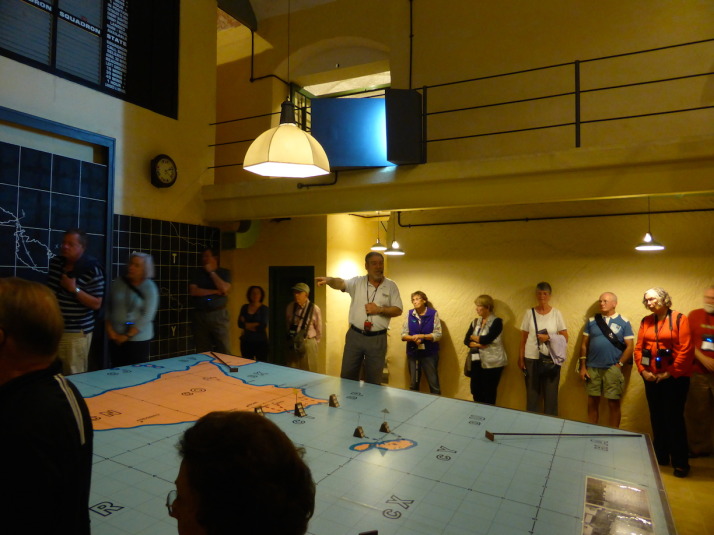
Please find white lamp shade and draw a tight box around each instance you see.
[385,240,405,256]
[243,123,330,178]
[371,239,387,252]
[635,232,665,251]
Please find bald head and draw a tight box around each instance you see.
[0,277,64,358]
[598,292,618,316]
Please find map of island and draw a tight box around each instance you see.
[350,439,418,452]
[86,359,326,430]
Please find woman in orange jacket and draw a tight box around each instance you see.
[634,287,693,477]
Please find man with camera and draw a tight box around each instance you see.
[286,283,321,372]
[579,292,634,428]
[685,286,714,458]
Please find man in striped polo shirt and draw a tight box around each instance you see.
[47,229,104,374]
[0,277,94,534]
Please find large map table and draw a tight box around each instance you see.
[69,353,675,535]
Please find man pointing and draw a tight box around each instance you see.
[317,252,402,384]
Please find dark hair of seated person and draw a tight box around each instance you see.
[178,411,315,535]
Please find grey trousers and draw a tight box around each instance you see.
[341,328,387,384]
[192,309,231,354]
[524,358,560,416]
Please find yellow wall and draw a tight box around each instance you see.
[223,207,714,436]
[221,216,328,370]
[214,0,714,181]
[0,0,217,224]
[412,0,714,161]
[3,0,710,439]
[381,207,714,434]
[208,0,714,437]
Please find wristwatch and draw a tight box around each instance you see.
[616,361,624,367]
[75,287,81,294]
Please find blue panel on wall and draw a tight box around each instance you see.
[311,98,394,168]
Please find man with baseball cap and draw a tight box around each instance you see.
[286,282,322,372]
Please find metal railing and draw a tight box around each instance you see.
[420,38,714,160]
[211,38,714,170]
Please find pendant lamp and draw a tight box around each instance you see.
[635,198,665,251]
[243,0,330,178]
[243,100,330,178]
[384,213,405,256]
[371,220,387,251]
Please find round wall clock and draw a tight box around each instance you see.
[150,154,177,188]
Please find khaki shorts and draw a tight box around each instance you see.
[586,366,624,400]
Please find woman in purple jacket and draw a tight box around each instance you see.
[401,291,442,394]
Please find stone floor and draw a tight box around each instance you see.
[661,455,714,535]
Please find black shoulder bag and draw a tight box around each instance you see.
[532,308,559,377]
[594,314,627,351]
[289,302,314,354]
[463,318,480,378]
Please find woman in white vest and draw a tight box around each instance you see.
[464,295,507,404]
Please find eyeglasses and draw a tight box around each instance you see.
[166,489,177,516]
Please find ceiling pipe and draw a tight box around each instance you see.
[397,207,714,228]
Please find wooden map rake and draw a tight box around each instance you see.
[485,430,641,442]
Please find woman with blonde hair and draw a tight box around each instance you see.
[464,295,507,404]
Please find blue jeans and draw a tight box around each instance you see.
[409,352,441,394]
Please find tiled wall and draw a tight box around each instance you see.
[112,214,220,361]
[0,140,108,280]
[0,139,221,363]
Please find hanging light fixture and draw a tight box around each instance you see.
[371,220,387,251]
[635,197,665,251]
[243,0,330,179]
[385,213,405,256]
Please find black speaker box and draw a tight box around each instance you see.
[385,88,423,165]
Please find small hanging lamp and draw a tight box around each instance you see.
[371,220,387,252]
[384,213,405,256]
[635,198,665,252]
